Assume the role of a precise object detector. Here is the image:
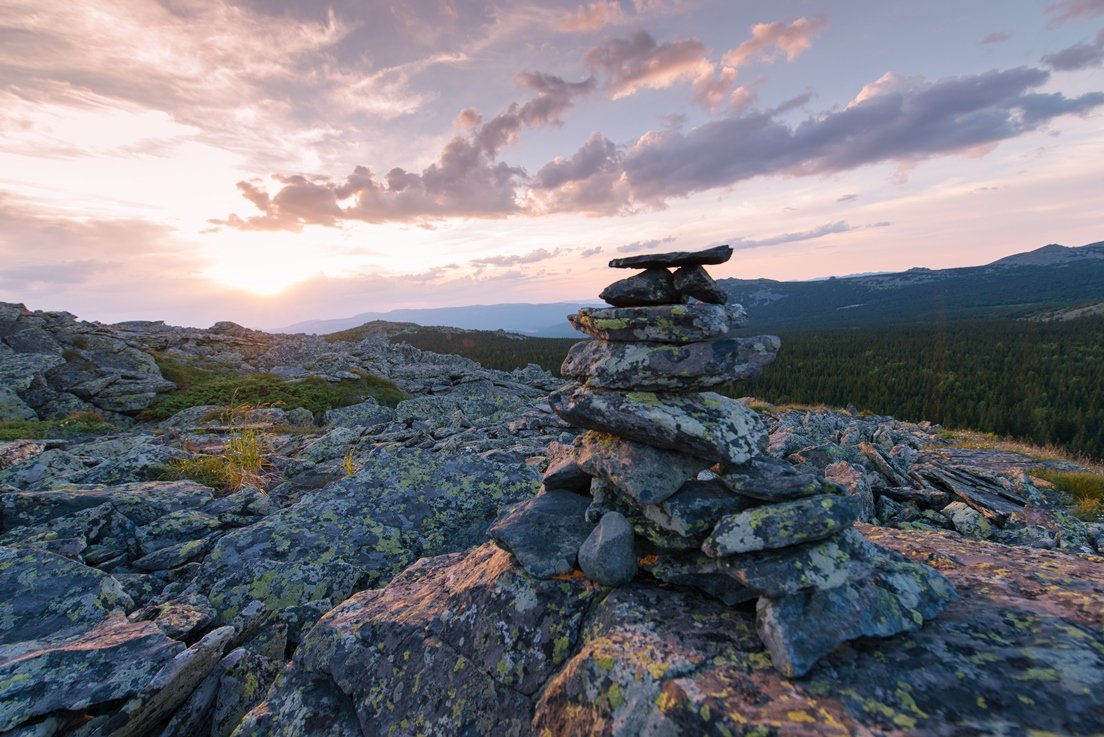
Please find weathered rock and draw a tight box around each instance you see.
[0,440,45,470]
[131,593,217,641]
[97,625,234,737]
[0,386,38,421]
[561,336,779,390]
[578,512,637,586]
[245,544,600,736]
[323,399,395,428]
[572,431,709,506]
[941,500,993,538]
[0,449,90,490]
[197,446,540,620]
[638,553,756,605]
[756,552,956,677]
[232,670,362,737]
[717,455,830,501]
[672,264,727,303]
[487,489,592,578]
[717,528,880,596]
[824,460,876,521]
[599,268,684,307]
[548,385,768,464]
[568,304,730,343]
[209,647,282,737]
[608,244,733,269]
[640,478,756,538]
[0,613,182,733]
[541,457,591,494]
[702,495,861,556]
[0,546,133,644]
[154,670,220,737]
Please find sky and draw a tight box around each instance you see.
[1,0,1103,329]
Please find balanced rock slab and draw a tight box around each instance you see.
[717,456,835,502]
[561,336,779,390]
[599,267,684,307]
[548,385,768,464]
[568,303,730,343]
[573,431,710,506]
[702,495,861,556]
[609,244,733,269]
[641,478,757,538]
[487,490,592,578]
[673,264,727,304]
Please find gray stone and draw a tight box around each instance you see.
[568,304,730,343]
[716,528,880,596]
[608,244,733,269]
[154,671,220,737]
[717,456,832,502]
[0,546,134,645]
[941,501,993,539]
[0,387,38,421]
[641,478,756,538]
[638,554,756,605]
[573,431,709,506]
[0,449,90,490]
[548,385,768,464]
[487,490,592,578]
[561,336,779,390]
[96,626,235,737]
[323,400,394,428]
[285,406,315,426]
[599,267,684,307]
[756,555,956,677]
[578,512,636,586]
[673,264,727,303]
[0,614,182,733]
[210,647,282,737]
[824,460,876,521]
[703,495,861,556]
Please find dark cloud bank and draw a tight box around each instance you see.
[217,64,1104,230]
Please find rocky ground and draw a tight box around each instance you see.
[1,301,1102,736]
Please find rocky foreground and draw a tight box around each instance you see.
[1,300,1103,736]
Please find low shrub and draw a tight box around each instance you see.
[0,411,114,441]
[1032,468,1104,521]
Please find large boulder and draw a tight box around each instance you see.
[195,446,540,621]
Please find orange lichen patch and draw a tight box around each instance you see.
[638,555,661,566]
[553,569,588,582]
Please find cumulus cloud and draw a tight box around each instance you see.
[722,17,828,67]
[583,30,712,98]
[579,246,604,257]
[1042,37,1104,71]
[1046,0,1104,26]
[218,74,594,228]
[616,236,676,253]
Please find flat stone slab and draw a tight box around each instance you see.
[568,304,731,343]
[548,385,768,464]
[573,431,709,506]
[599,268,684,307]
[641,478,757,538]
[673,264,727,304]
[702,495,861,556]
[487,490,592,578]
[609,245,733,269]
[756,553,956,677]
[561,336,779,391]
[717,456,835,502]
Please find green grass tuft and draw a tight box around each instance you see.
[0,411,115,441]
[1031,468,1104,521]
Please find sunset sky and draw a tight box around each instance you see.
[2,0,1103,329]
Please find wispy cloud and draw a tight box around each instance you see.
[1042,35,1104,71]
[1046,0,1104,26]
[981,31,1012,45]
[561,1,625,31]
[583,30,712,98]
[727,221,855,250]
[616,236,676,253]
[470,248,562,267]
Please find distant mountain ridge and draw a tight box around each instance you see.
[275,301,602,337]
[718,240,1104,332]
[275,241,1104,336]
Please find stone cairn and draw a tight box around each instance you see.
[489,245,956,677]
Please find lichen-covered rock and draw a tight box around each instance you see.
[0,449,90,490]
[717,455,831,501]
[210,647,282,737]
[941,500,993,538]
[572,431,709,506]
[578,512,637,586]
[824,460,876,521]
[0,386,38,421]
[561,336,779,390]
[0,546,133,644]
[599,267,684,307]
[244,544,600,737]
[568,304,730,343]
[322,399,394,428]
[640,478,756,539]
[672,264,727,304]
[197,446,540,620]
[548,385,767,464]
[0,613,183,732]
[487,489,592,578]
[703,495,861,556]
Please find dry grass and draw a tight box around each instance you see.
[938,429,1104,473]
[1031,469,1104,520]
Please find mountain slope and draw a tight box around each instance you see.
[720,240,1104,332]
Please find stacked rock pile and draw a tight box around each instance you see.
[490,245,956,677]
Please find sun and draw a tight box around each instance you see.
[199,230,339,296]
